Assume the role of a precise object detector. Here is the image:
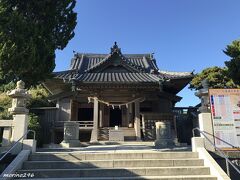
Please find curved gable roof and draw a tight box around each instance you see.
[70,43,158,73]
[49,42,194,94]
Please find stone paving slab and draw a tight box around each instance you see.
[37,144,191,154]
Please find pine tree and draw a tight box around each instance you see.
[224,40,240,85]
[0,0,77,87]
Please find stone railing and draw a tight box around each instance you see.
[0,120,13,148]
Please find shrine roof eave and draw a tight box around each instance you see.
[164,76,193,94]
[74,82,160,90]
[158,70,195,80]
[54,72,162,84]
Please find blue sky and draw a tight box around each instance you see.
[55,0,240,107]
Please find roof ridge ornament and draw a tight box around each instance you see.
[150,53,154,59]
[111,41,121,54]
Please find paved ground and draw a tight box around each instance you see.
[37,142,191,153]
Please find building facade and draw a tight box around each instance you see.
[42,42,194,143]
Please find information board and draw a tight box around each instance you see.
[209,89,240,148]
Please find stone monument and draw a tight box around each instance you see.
[60,122,81,147]
[154,121,175,148]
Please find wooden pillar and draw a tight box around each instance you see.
[129,103,133,127]
[70,99,78,121]
[126,105,130,127]
[99,103,104,128]
[56,99,60,121]
[103,106,109,127]
[134,100,141,140]
[90,97,99,142]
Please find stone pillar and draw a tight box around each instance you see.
[90,97,99,142]
[12,114,28,143]
[198,113,215,151]
[2,127,12,147]
[192,137,205,152]
[134,100,141,140]
[60,122,80,147]
[154,121,175,148]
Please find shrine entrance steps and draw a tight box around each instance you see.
[98,127,136,141]
[16,149,217,179]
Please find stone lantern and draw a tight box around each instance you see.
[194,79,215,151]
[6,80,35,153]
[195,79,210,113]
[7,80,31,115]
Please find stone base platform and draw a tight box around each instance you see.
[60,140,81,148]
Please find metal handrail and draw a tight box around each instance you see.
[0,130,35,162]
[192,127,240,178]
[199,130,240,152]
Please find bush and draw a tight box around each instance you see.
[0,82,16,93]
[28,113,43,147]
[28,85,54,108]
[0,93,12,119]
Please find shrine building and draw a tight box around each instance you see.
[42,42,194,144]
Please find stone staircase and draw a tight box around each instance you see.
[16,151,217,179]
[98,127,136,141]
[122,128,136,141]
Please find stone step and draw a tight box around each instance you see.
[124,136,136,141]
[22,159,204,169]
[17,166,211,178]
[29,152,198,161]
[19,175,218,180]
[98,128,136,141]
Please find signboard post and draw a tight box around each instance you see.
[209,89,240,148]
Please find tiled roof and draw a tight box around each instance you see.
[53,43,193,85]
[158,70,194,79]
[70,53,158,73]
[54,72,161,84]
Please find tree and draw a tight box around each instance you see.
[189,66,237,90]
[27,85,54,108]
[0,92,12,119]
[0,0,77,87]
[0,85,52,119]
[28,113,42,147]
[224,40,240,85]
